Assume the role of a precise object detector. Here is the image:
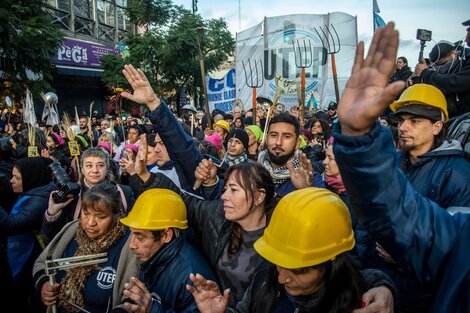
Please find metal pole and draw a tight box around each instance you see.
[196,27,212,129]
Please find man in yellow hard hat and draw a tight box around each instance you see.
[118,188,216,313]
[390,83,470,209]
[381,83,470,311]
[333,21,470,312]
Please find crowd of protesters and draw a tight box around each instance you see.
[0,19,469,313]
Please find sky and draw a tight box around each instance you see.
[173,0,470,67]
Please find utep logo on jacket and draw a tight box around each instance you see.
[96,266,116,289]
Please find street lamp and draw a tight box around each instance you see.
[195,26,212,128]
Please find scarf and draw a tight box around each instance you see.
[58,221,126,313]
[324,174,346,194]
[258,150,300,185]
[225,152,248,166]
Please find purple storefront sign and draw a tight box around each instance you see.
[53,38,119,68]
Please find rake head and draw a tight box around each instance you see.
[293,39,313,69]
[314,24,341,54]
[242,59,264,88]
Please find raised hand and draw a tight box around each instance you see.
[135,134,150,183]
[186,273,230,313]
[195,159,217,185]
[338,22,405,136]
[288,152,313,190]
[119,151,136,176]
[121,64,161,111]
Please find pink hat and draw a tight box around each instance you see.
[204,134,222,151]
[97,142,112,154]
[124,144,139,155]
[51,132,65,146]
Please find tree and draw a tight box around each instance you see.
[0,0,63,101]
[100,1,235,111]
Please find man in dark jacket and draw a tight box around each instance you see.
[333,21,470,313]
[414,19,470,117]
[383,84,470,311]
[390,84,470,209]
[119,188,216,313]
[257,113,325,197]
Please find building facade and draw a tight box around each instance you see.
[46,0,133,117]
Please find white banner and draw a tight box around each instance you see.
[236,12,357,110]
[206,68,236,113]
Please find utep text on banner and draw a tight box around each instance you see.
[206,68,236,113]
[236,13,358,110]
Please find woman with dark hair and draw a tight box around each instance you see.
[46,132,65,154]
[188,188,395,313]
[233,117,245,129]
[389,56,412,84]
[302,117,331,174]
[34,183,139,313]
[131,160,277,306]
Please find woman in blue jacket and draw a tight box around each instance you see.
[0,156,54,313]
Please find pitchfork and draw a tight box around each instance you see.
[242,59,264,126]
[314,24,341,103]
[293,39,313,126]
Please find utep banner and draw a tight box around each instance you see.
[206,68,236,113]
[52,38,119,68]
[236,12,357,110]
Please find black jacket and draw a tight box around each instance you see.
[421,57,470,116]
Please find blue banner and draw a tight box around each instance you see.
[206,68,236,113]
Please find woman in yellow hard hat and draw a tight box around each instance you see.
[187,188,395,313]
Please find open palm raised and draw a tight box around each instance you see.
[338,22,405,136]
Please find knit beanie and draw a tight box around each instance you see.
[245,125,263,142]
[226,129,249,150]
[97,142,112,154]
[205,134,222,150]
[124,144,139,155]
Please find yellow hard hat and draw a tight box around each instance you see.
[390,84,448,122]
[254,188,354,269]
[213,120,231,133]
[120,189,188,230]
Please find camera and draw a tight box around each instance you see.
[416,29,432,42]
[48,162,80,203]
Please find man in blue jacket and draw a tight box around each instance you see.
[333,22,470,313]
[390,83,470,209]
[119,188,216,313]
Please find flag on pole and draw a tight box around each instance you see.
[373,0,386,32]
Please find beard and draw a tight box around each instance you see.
[267,148,295,166]
[398,137,414,153]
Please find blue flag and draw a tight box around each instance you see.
[374,12,386,32]
[373,0,386,32]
